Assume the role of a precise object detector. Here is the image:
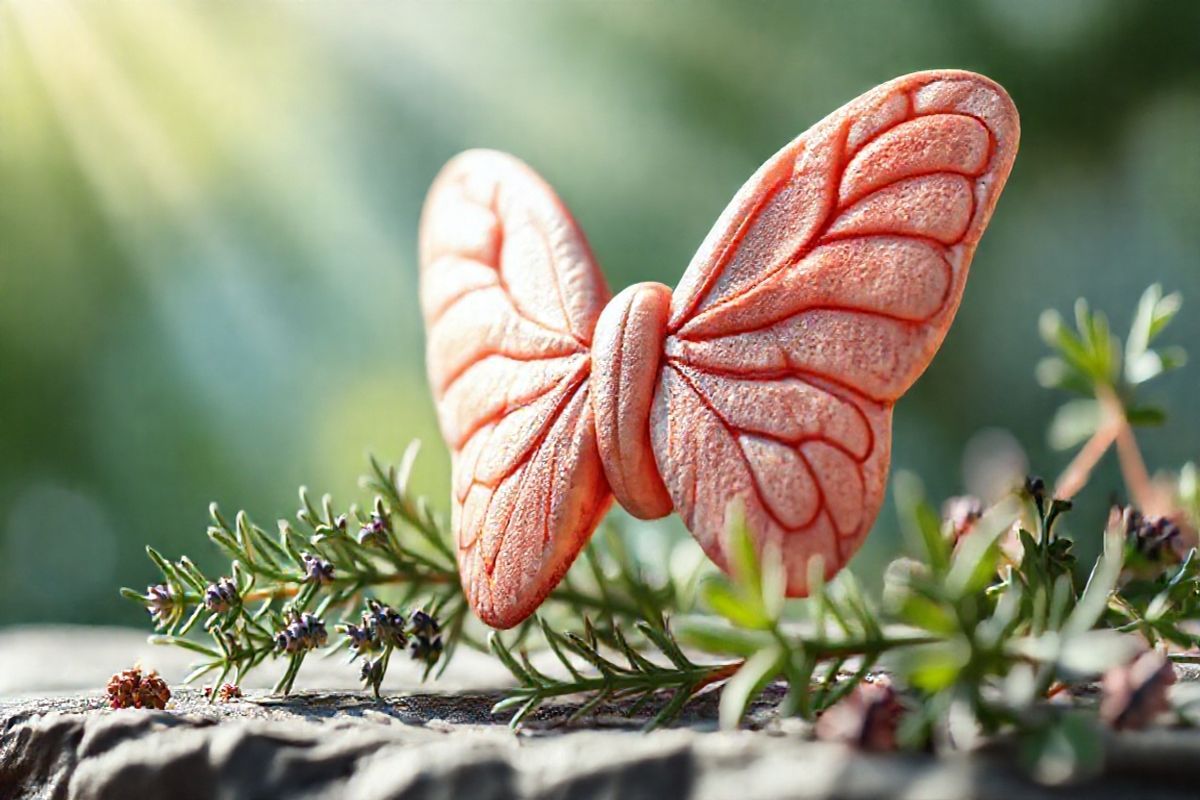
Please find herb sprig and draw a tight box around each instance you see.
[1042,284,1186,511]
[124,443,690,694]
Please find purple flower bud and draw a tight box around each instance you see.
[408,609,443,667]
[144,584,172,611]
[357,514,389,546]
[203,577,239,613]
[142,584,175,628]
[1122,507,1184,560]
[366,599,408,648]
[410,634,444,667]
[342,620,376,653]
[1024,476,1046,501]
[303,613,329,649]
[1112,506,1187,581]
[300,552,335,585]
[409,609,440,639]
[275,611,328,653]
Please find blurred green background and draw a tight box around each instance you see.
[2,0,1198,627]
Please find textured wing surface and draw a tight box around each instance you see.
[419,150,612,628]
[655,71,1020,592]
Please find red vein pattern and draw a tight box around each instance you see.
[654,71,1018,592]
[420,70,1019,627]
[419,151,614,629]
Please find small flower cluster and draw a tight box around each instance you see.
[341,599,410,653]
[203,682,244,703]
[339,600,444,695]
[275,611,328,653]
[369,599,411,647]
[141,583,176,628]
[1114,506,1185,573]
[342,617,375,653]
[203,576,239,613]
[300,552,335,585]
[409,609,444,667]
[107,666,171,710]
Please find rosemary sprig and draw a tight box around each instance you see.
[122,441,466,693]
[488,516,943,731]
[490,616,741,730]
[123,442,694,694]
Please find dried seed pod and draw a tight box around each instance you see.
[1100,650,1176,730]
[204,682,243,703]
[360,657,384,695]
[815,677,903,751]
[107,667,171,710]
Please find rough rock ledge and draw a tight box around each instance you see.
[3,626,1200,799]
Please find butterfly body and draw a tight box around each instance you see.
[591,281,675,520]
[420,70,1019,628]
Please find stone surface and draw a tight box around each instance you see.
[6,626,1200,799]
[418,70,1019,630]
[7,688,1200,799]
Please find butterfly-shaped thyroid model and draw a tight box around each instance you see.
[419,70,1019,628]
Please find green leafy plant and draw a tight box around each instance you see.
[126,284,1199,784]
[1040,284,1185,509]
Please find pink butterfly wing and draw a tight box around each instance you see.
[653,71,1020,592]
[419,150,613,629]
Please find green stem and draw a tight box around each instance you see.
[511,661,740,703]
[546,587,646,621]
[787,630,940,659]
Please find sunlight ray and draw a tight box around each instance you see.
[100,1,407,298]
[8,0,291,360]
